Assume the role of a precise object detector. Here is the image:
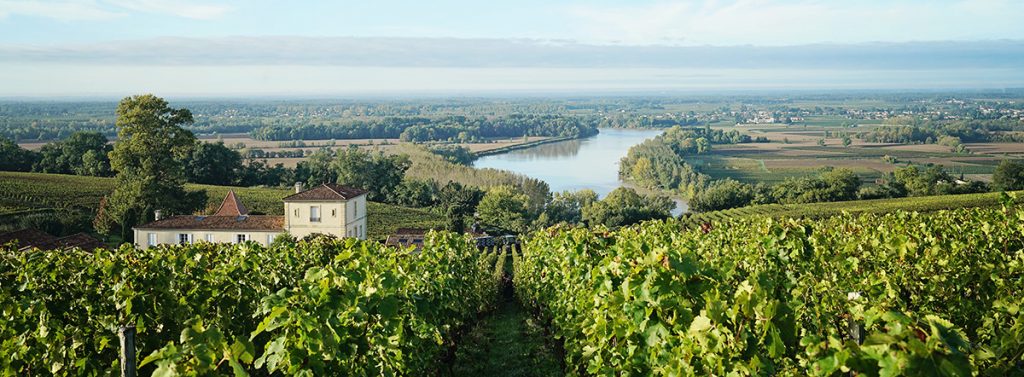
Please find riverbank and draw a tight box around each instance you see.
[472,135,579,158]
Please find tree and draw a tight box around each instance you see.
[295,148,336,187]
[538,189,598,226]
[0,136,38,172]
[993,159,1024,191]
[582,187,674,228]
[476,185,530,234]
[438,182,483,232]
[184,141,243,185]
[332,147,411,202]
[689,179,755,212]
[99,94,206,240]
[842,135,852,147]
[33,131,112,176]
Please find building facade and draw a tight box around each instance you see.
[133,184,368,249]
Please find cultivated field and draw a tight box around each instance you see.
[695,121,1021,184]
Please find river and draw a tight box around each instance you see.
[474,128,688,215]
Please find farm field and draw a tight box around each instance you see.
[0,171,445,241]
[692,121,1022,184]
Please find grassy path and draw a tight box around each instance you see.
[447,285,562,376]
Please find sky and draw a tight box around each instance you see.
[1,0,1022,96]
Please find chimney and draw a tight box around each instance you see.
[294,182,305,194]
[154,209,163,221]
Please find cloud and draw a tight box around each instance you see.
[563,0,1024,45]
[0,0,230,21]
[0,0,123,21]
[104,0,231,20]
[0,36,1020,70]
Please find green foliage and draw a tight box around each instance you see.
[516,201,1024,375]
[0,136,38,172]
[332,147,411,202]
[103,94,202,240]
[581,187,674,228]
[437,181,484,232]
[182,141,242,186]
[993,159,1024,191]
[0,232,496,376]
[477,186,531,234]
[427,144,476,165]
[689,179,756,212]
[33,131,112,176]
[536,189,598,227]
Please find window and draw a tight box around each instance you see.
[147,233,157,246]
[178,233,192,245]
[267,234,275,245]
[293,208,299,218]
[331,209,336,217]
[236,234,247,243]
[205,234,215,243]
[353,204,357,218]
[310,206,320,222]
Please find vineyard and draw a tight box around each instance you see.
[680,190,1022,228]
[0,171,446,240]
[516,194,1024,375]
[1,232,506,375]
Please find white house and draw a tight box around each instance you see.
[133,183,368,249]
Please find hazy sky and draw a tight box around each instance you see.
[1,0,1022,96]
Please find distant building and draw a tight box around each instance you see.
[133,183,368,249]
[0,228,103,251]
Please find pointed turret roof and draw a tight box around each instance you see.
[213,191,249,216]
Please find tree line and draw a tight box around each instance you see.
[248,114,600,142]
[688,163,1024,212]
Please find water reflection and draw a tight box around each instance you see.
[474,128,689,215]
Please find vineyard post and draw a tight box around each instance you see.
[119,325,137,377]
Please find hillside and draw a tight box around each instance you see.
[0,171,445,241]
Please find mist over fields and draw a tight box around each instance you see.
[1,38,1022,96]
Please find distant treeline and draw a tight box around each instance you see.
[618,126,764,196]
[859,118,1024,144]
[247,114,600,142]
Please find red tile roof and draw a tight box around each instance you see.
[135,215,284,231]
[0,228,58,249]
[213,191,249,216]
[283,183,367,201]
[25,233,104,251]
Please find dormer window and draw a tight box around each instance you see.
[310,206,321,222]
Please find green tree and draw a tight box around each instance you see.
[438,182,483,232]
[992,159,1024,191]
[689,179,755,212]
[183,141,243,185]
[0,136,38,172]
[476,185,530,234]
[332,147,411,202]
[538,189,598,226]
[99,94,206,240]
[295,148,336,186]
[33,131,112,176]
[582,187,674,228]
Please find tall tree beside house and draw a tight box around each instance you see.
[96,94,207,240]
[332,147,411,202]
